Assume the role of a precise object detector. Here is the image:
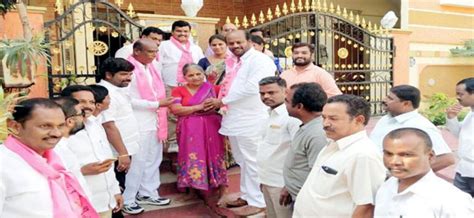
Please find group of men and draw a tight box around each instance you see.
[1,17,473,218]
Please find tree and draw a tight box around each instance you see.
[1,0,32,40]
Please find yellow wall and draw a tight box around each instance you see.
[407,0,473,96]
[419,65,474,98]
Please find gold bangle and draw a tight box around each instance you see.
[118,154,129,158]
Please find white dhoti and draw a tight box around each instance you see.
[228,135,266,208]
[123,131,163,204]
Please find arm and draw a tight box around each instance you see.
[131,97,175,110]
[102,121,130,171]
[352,204,374,218]
[431,153,455,172]
[318,68,342,97]
[222,58,276,104]
[305,135,328,169]
[169,103,204,116]
[445,104,463,136]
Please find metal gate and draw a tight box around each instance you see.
[228,0,394,115]
[44,0,143,97]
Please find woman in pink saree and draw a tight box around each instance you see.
[170,64,228,202]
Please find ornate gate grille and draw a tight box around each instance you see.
[229,0,394,115]
[44,0,143,97]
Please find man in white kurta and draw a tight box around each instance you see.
[61,85,122,216]
[446,77,474,197]
[125,39,173,207]
[98,58,143,214]
[158,21,204,87]
[115,27,165,60]
[294,95,386,217]
[374,128,474,217]
[370,85,455,172]
[53,96,92,200]
[207,30,276,216]
[257,76,301,218]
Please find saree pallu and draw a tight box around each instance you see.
[175,82,228,190]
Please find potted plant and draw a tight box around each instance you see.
[421,92,468,126]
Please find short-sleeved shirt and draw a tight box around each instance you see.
[370,110,452,156]
[293,130,386,217]
[283,116,328,199]
[280,63,342,97]
[98,80,140,155]
[375,170,474,217]
[257,104,301,188]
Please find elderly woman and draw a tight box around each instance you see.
[198,34,227,85]
[170,63,228,202]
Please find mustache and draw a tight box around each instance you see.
[323,126,334,131]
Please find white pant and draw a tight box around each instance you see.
[123,131,163,204]
[228,135,266,208]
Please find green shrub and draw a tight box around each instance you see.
[421,92,469,126]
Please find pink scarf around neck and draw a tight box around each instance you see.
[3,135,99,218]
[218,54,242,111]
[170,36,193,85]
[127,56,168,142]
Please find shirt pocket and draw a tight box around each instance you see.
[312,166,340,198]
[265,125,283,145]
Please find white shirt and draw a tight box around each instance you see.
[375,170,474,217]
[115,43,133,59]
[370,110,452,155]
[257,104,301,188]
[99,80,140,155]
[67,116,121,213]
[219,48,277,137]
[294,131,386,217]
[159,39,204,86]
[129,62,161,132]
[0,146,53,217]
[446,111,474,177]
[54,137,93,200]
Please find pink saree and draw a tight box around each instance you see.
[173,82,228,191]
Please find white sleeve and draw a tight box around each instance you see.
[131,98,160,110]
[445,117,461,137]
[222,58,276,104]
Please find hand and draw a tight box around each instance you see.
[446,104,463,119]
[81,161,113,175]
[117,155,131,172]
[159,96,175,107]
[204,98,222,110]
[279,187,292,206]
[113,194,124,213]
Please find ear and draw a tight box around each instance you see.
[65,117,74,127]
[105,71,113,80]
[354,114,366,125]
[427,149,435,161]
[8,120,21,136]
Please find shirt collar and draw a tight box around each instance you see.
[300,116,322,130]
[396,170,435,196]
[334,130,367,150]
[293,63,316,73]
[392,110,418,123]
[98,80,119,91]
[240,47,256,61]
[269,103,288,116]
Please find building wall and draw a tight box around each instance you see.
[407,0,474,99]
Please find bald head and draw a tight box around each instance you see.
[133,38,158,65]
[221,23,238,36]
[226,30,251,57]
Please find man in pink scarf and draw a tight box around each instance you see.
[124,39,174,213]
[159,20,204,155]
[0,98,98,218]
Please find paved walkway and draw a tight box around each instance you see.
[127,116,460,217]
